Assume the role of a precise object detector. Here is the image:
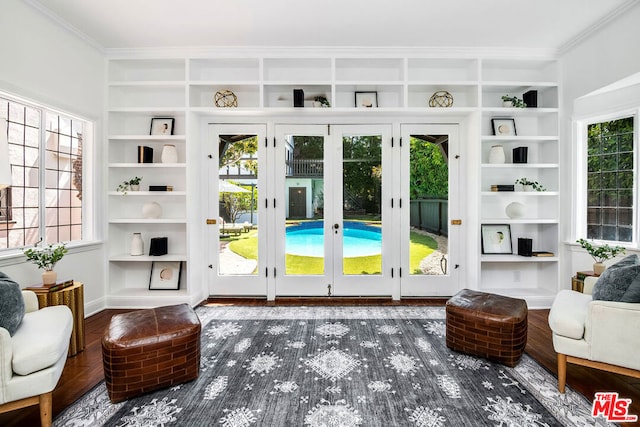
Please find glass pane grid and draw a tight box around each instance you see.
[586,117,634,242]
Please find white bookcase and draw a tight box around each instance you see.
[106,52,560,307]
[478,59,559,306]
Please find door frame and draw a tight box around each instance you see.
[400,124,463,297]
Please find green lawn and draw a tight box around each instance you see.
[226,230,437,275]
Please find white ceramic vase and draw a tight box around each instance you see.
[42,270,57,285]
[505,201,525,219]
[142,201,162,219]
[130,232,144,256]
[161,144,178,163]
[489,145,506,164]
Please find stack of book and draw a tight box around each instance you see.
[491,185,515,192]
[531,251,554,257]
[576,270,599,280]
[25,278,74,293]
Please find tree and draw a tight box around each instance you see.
[222,184,257,224]
[410,138,448,199]
[219,135,258,176]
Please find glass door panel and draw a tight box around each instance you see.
[401,124,461,296]
[209,124,267,296]
[342,134,382,275]
[275,125,332,296]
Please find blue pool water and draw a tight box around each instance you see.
[286,221,381,257]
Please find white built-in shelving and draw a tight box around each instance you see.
[106,52,560,307]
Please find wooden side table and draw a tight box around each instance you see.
[571,276,584,293]
[31,281,85,357]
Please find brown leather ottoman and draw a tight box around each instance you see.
[445,289,527,367]
[102,304,201,403]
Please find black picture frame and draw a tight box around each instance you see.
[491,118,517,136]
[481,224,513,254]
[150,117,175,136]
[149,261,182,290]
[355,91,378,108]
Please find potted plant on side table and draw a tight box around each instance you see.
[576,238,625,275]
[24,242,68,285]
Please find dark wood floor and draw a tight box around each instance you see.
[2,299,639,426]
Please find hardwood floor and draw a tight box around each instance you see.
[2,300,639,426]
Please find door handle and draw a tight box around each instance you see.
[333,223,340,229]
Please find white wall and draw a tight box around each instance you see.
[0,0,107,315]
[560,4,640,284]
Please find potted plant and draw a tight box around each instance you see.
[117,176,142,194]
[24,242,68,285]
[313,95,330,108]
[576,238,625,275]
[501,94,526,108]
[514,177,546,191]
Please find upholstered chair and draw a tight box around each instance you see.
[0,290,73,426]
[548,276,640,393]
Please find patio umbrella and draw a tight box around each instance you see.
[219,180,250,193]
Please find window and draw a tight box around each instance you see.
[0,94,89,250]
[585,116,634,242]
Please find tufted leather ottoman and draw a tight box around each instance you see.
[446,289,528,367]
[102,304,201,403]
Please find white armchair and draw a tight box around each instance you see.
[0,290,73,426]
[548,277,640,392]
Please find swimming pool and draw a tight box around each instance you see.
[286,221,381,257]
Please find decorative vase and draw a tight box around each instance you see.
[503,100,514,107]
[142,201,162,219]
[489,145,506,164]
[130,184,140,191]
[505,202,525,219]
[522,185,534,192]
[593,262,606,275]
[161,144,178,163]
[42,270,57,285]
[130,233,144,256]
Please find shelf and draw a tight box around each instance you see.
[481,255,558,262]
[481,163,558,169]
[108,135,185,141]
[109,219,187,224]
[109,163,187,168]
[481,191,559,196]
[481,218,559,224]
[108,191,186,196]
[110,253,187,262]
[109,81,186,87]
[481,107,558,115]
[481,136,558,141]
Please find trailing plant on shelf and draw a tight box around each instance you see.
[314,95,330,108]
[576,238,625,274]
[514,177,545,191]
[501,94,526,108]
[117,176,142,194]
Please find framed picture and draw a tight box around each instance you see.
[149,261,182,290]
[491,118,517,136]
[150,117,175,136]
[355,91,378,108]
[481,224,513,254]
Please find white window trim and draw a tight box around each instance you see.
[573,108,639,247]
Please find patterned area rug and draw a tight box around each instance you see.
[54,306,609,426]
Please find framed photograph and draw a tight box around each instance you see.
[481,224,513,254]
[149,261,182,290]
[355,91,378,108]
[150,117,175,136]
[491,118,517,136]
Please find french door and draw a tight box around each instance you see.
[274,124,394,297]
[400,124,462,296]
[208,124,268,296]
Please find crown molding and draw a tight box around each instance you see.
[24,0,105,53]
[558,0,639,55]
[104,45,559,60]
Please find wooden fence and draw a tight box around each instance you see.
[410,199,448,236]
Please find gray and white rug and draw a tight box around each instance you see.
[54,306,611,426]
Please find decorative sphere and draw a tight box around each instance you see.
[214,90,238,108]
[142,201,162,219]
[505,202,525,219]
[429,91,454,108]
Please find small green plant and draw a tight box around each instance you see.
[576,238,625,263]
[501,94,526,108]
[24,242,68,271]
[117,176,142,194]
[514,177,545,191]
[314,95,330,107]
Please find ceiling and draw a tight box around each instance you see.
[28,0,635,53]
